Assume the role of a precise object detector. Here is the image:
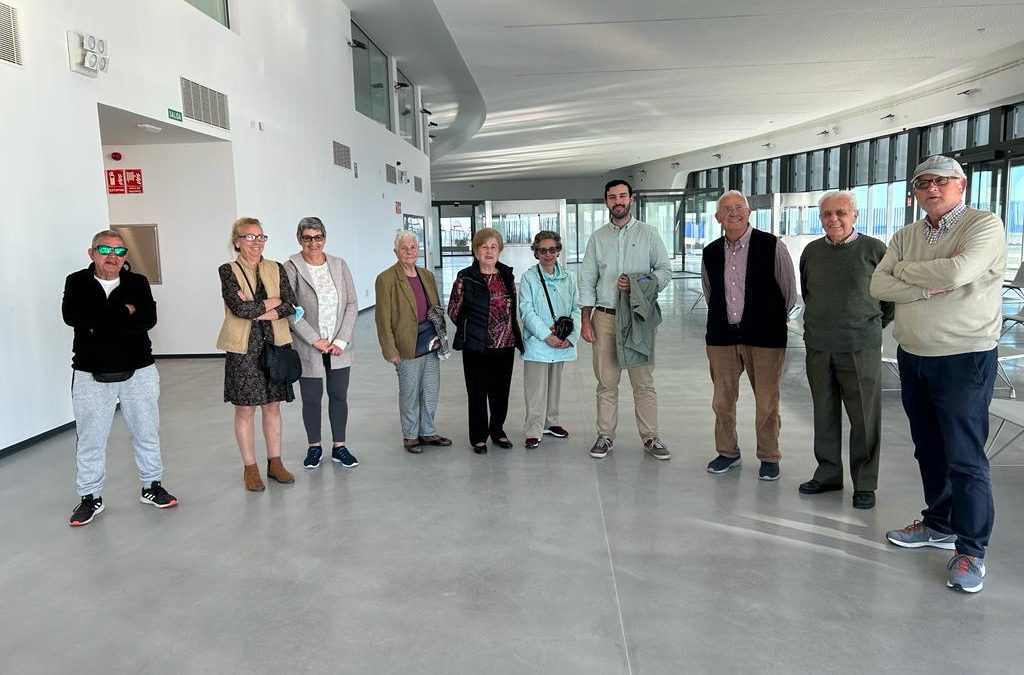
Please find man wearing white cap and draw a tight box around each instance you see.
[870,155,1005,594]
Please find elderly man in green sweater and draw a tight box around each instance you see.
[870,155,1005,594]
[799,191,893,510]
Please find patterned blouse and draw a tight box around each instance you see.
[304,260,339,339]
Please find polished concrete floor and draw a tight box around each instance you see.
[3,271,1024,675]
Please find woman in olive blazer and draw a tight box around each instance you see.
[374,231,451,453]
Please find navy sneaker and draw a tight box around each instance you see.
[70,494,104,526]
[331,446,358,468]
[303,446,323,469]
[947,553,986,593]
[707,454,741,474]
[759,462,780,481]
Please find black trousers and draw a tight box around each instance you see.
[462,347,515,445]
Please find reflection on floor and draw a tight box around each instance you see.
[2,275,1023,675]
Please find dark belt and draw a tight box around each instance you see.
[595,306,616,315]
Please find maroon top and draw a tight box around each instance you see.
[405,273,428,322]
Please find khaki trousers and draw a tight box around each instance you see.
[706,344,785,461]
[592,309,658,441]
[522,360,564,438]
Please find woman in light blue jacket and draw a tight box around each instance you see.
[519,230,581,449]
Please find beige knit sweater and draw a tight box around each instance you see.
[870,207,1005,357]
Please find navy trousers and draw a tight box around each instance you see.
[897,347,996,557]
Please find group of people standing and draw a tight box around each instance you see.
[62,156,1004,595]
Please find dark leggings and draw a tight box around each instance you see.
[299,356,350,444]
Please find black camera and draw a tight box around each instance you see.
[552,316,574,340]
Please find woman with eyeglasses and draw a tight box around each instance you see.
[217,217,298,491]
[518,231,581,450]
[284,217,359,471]
[447,227,523,454]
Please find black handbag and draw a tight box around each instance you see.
[538,266,574,340]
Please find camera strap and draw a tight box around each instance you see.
[537,265,557,323]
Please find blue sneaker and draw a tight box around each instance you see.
[303,446,322,470]
[758,461,780,481]
[707,454,741,473]
[947,553,986,593]
[331,446,358,468]
[885,521,957,550]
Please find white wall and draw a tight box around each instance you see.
[433,176,604,202]
[491,199,562,214]
[0,0,434,449]
[103,141,237,354]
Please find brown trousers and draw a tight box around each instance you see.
[706,345,785,461]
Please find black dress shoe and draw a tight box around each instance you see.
[798,479,843,495]
[852,491,876,509]
[472,443,488,454]
[491,436,513,449]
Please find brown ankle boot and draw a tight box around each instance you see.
[267,457,295,484]
[243,463,265,492]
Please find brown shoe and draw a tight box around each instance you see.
[404,438,423,454]
[418,434,452,447]
[266,457,295,484]
[243,463,265,492]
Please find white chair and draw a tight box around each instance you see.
[1003,264,1024,301]
[1002,312,1024,336]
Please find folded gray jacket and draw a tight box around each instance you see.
[616,273,662,368]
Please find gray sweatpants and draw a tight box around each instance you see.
[72,364,163,496]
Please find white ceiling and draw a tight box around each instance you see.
[427,0,1024,182]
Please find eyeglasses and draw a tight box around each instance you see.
[720,206,749,214]
[237,233,269,242]
[95,245,128,256]
[913,176,958,190]
[300,234,325,243]
[820,209,853,218]
[536,246,561,255]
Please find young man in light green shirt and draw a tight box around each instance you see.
[578,179,672,460]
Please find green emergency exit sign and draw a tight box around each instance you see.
[168,109,183,122]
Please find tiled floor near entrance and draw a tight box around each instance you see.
[3,272,1023,674]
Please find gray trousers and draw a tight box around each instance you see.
[395,352,440,439]
[523,360,564,438]
[805,346,882,491]
[72,364,163,496]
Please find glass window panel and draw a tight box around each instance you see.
[698,172,707,189]
[755,161,767,195]
[1013,105,1024,140]
[809,150,825,191]
[741,163,753,194]
[351,22,392,130]
[792,153,807,192]
[872,137,890,184]
[949,119,968,151]
[1006,160,1024,274]
[708,170,718,189]
[183,0,228,26]
[970,114,990,147]
[923,124,943,157]
[852,141,870,185]
[827,148,840,189]
[770,158,781,193]
[396,69,418,148]
[894,133,908,179]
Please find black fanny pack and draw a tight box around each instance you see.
[93,370,135,383]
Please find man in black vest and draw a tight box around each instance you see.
[703,191,796,480]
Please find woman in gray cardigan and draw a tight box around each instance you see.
[284,217,359,470]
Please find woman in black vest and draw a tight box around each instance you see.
[447,228,524,453]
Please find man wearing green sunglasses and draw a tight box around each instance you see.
[61,229,177,526]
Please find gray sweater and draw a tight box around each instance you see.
[800,234,893,353]
[870,207,1005,357]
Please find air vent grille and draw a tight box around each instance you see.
[414,176,423,193]
[180,77,230,130]
[385,164,397,184]
[0,3,22,66]
[333,141,352,169]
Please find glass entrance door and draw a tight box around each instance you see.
[1006,159,1024,275]
[636,190,685,272]
[967,160,1005,215]
[680,188,722,275]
